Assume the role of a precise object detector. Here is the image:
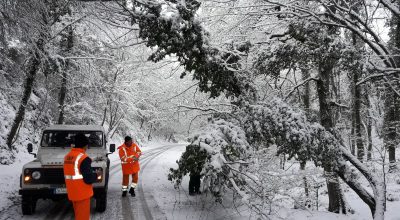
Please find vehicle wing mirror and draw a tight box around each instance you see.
[27,143,36,157]
[109,144,115,153]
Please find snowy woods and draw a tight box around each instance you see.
[0,0,213,162]
[1,0,400,219]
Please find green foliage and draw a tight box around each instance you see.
[254,43,302,77]
[239,99,339,167]
[168,99,346,205]
[254,21,345,77]
[132,1,250,98]
[168,144,208,186]
[168,118,251,201]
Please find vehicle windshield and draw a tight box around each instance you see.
[41,131,103,148]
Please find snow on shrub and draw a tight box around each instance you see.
[169,119,251,201]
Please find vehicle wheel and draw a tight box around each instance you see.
[105,168,109,188]
[21,195,36,215]
[95,193,107,212]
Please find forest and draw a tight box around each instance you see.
[1,0,400,219]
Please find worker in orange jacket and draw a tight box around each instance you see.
[64,133,100,220]
[118,136,142,197]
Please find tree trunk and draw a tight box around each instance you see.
[140,118,145,129]
[366,93,373,161]
[101,106,107,126]
[6,50,41,149]
[385,0,400,172]
[301,68,311,116]
[105,69,120,133]
[353,68,364,162]
[148,124,153,141]
[350,119,356,155]
[348,13,365,161]
[336,160,376,216]
[57,25,73,124]
[0,18,6,49]
[338,144,386,220]
[317,62,347,214]
[280,154,286,170]
[57,70,67,124]
[300,161,309,197]
[300,68,310,197]
[384,93,399,171]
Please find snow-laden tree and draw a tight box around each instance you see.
[262,0,400,172]
[0,0,71,161]
[104,1,386,218]
[1,0,219,163]
[170,97,386,219]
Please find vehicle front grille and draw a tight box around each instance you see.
[42,168,65,184]
[26,168,65,185]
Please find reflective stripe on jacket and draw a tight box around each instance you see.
[118,143,141,174]
[63,148,94,201]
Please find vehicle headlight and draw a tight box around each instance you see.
[32,171,41,180]
[94,168,103,181]
[24,176,31,182]
[23,169,31,183]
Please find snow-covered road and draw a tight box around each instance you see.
[0,144,183,220]
[0,143,247,220]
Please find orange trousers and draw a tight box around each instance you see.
[122,173,138,186]
[72,198,90,220]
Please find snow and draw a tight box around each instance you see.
[0,150,33,215]
[2,0,399,219]
[160,4,178,21]
[143,143,249,219]
[1,141,400,220]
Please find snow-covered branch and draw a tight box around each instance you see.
[284,77,319,100]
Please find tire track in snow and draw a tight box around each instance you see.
[138,148,171,220]
[118,147,171,220]
[43,199,70,220]
[136,144,185,220]
[112,145,179,220]
[109,145,173,177]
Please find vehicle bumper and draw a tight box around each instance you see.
[19,188,67,199]
[19,187,106,198]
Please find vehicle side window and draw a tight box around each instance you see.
[41,133,49,147]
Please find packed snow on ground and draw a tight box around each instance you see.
[1,140,400,220]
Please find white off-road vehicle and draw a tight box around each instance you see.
[19,125,115,215]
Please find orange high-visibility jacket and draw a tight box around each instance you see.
[118,143,141,174]
[63,148,94,201]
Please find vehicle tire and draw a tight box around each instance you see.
[95,193,107,212]
[105,168,109,188]
[21,195,36,215]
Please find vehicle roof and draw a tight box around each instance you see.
[43,125,105,132]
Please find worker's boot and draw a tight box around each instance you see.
[129,187,135,197]
[122,185,128,197]
[129,183,137,197]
